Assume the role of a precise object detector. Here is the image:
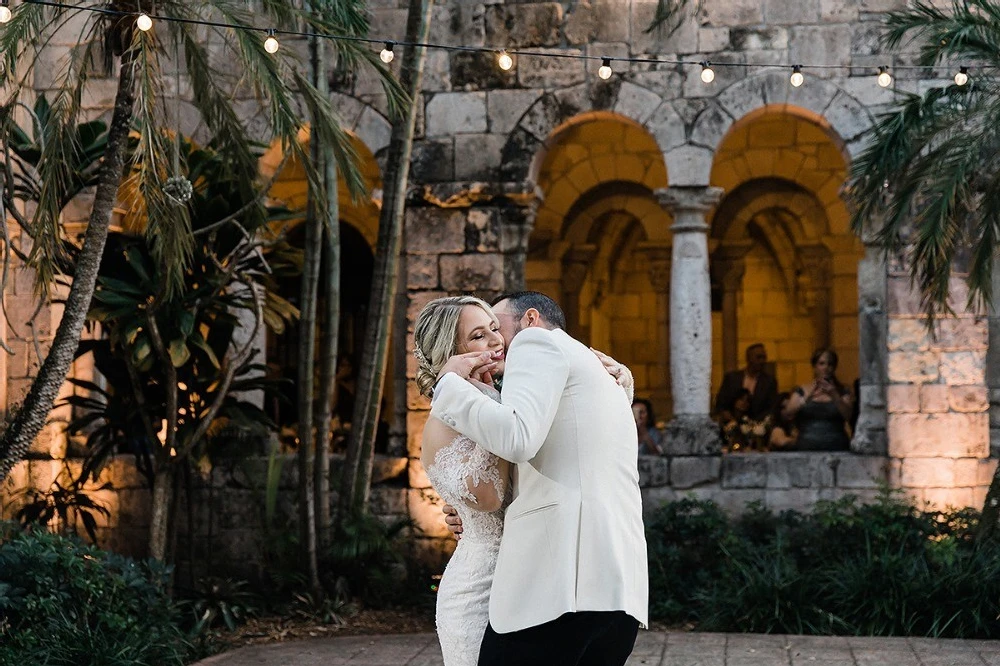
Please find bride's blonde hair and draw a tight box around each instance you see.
[413,296,496,398]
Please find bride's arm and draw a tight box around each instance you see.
[463,456,509,512]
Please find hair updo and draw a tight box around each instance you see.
[413,296,497,398]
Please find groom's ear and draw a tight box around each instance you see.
[524,308,542,327]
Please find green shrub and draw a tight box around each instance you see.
[0,526,189,665]
[646,490,1000,638]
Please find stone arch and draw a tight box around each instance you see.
[694,69,875,163]
[499,80,678,185]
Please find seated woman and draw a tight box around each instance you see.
[632,398,664,455]
[720,388,752,451]
[768,392,798,450]
[783,348,853,451]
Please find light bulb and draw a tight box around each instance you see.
[877,66,892,88]
[700,62,715,84]
[790,65,804,88]
[497,51,513,71]
[136,13,153,32]
[380,42,395,64]
[598,58,612,80]
[264,29,279,54]
[0,3,11,24]
[955,66,968,86]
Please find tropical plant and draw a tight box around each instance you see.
[59,138,299,561]
[0,0,403,499]
[845,0,1000,539]
[14,477,112,543]
[0,526,189,665]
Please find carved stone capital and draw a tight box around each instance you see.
[637,242,672,292]
[656,186,725,234]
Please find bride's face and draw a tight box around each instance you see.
[455,305,505,376]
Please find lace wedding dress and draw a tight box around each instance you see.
[425,389,508,666]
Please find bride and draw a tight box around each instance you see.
[412,295,633,666]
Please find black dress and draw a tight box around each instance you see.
[793,387,850,451]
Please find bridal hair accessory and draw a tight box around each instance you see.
[413,345,430,367]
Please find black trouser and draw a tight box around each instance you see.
[477,611,639,666]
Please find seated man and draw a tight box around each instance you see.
[714,343,777,423]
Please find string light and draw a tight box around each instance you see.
[263,29,279,54]
[497,50,513,71]
[877,66,892,88]
[0,1,11,24]
[379,41,395,64]
[13,0,997,93]
[136,13,153,32]
[790,65,804,88]
[598,57,612,80]
[700,61,715,83]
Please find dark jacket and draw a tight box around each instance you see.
[714,370,778,421]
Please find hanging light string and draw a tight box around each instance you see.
[7,0,988,87]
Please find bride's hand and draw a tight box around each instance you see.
[436,350,498,384]
[590,347,634,399]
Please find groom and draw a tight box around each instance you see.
[431,291,648,666]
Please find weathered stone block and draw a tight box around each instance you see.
[887,351,939,383]
[936,317,988,350]
[439,253,505,292]
[406,208,466,255]
[408,379,431,410]
[664,417,722,455]
[485,3,562,48]
[730,26,789,50]
[699,27,731,52]
[638,455,670,487]
[919,384,949,414]
[425,92,487,137]
[715,488,767,515]
[699,0,764,26]
[978,458,998,486]
[900,458,955,488]
[922,487,975,510]
[454,134,506,181]
[886,385,919,413]
[722,454,768,489]
[487,89,543,136]
[450,52,518,92]
[766,488,820,514]
[517,48,586,89]
[410,139,455,182]
[465,209,501,253]
[888,413,988,458]
[887,319,931,351]
[949,386,988,413]
[369,487,408,516]
[669,455,721,489]
[564,1,630,44]
[407,255,439,290]
[836,455,889,488]
[372,456,408,485]
[613,82,663,126]
[939,351,985,386]
[406,291,448,334]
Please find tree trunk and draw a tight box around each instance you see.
[294,22,324,597]
[0,49,137,483]
[978,468,1000,543]
[341,0,434,515]
[313,33,338,551]
[148,464,175,562]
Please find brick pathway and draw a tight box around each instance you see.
[194,631,1000,665]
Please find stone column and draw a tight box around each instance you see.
[638,243,672,413]
[852,242,888,454]
[711,243,751,374]
[657,186,724,454]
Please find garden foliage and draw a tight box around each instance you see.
[647,490,1000,637]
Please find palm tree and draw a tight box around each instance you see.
[848,0,1000,317]
[846,0,1000,539]
[340,0,433,516]
[0,1,402,509]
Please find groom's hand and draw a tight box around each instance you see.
[436,351,498,384]
[442,503,463,541]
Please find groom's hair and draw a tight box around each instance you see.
[491,291,566,330]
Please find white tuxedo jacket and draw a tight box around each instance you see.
[431,327,649,633]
